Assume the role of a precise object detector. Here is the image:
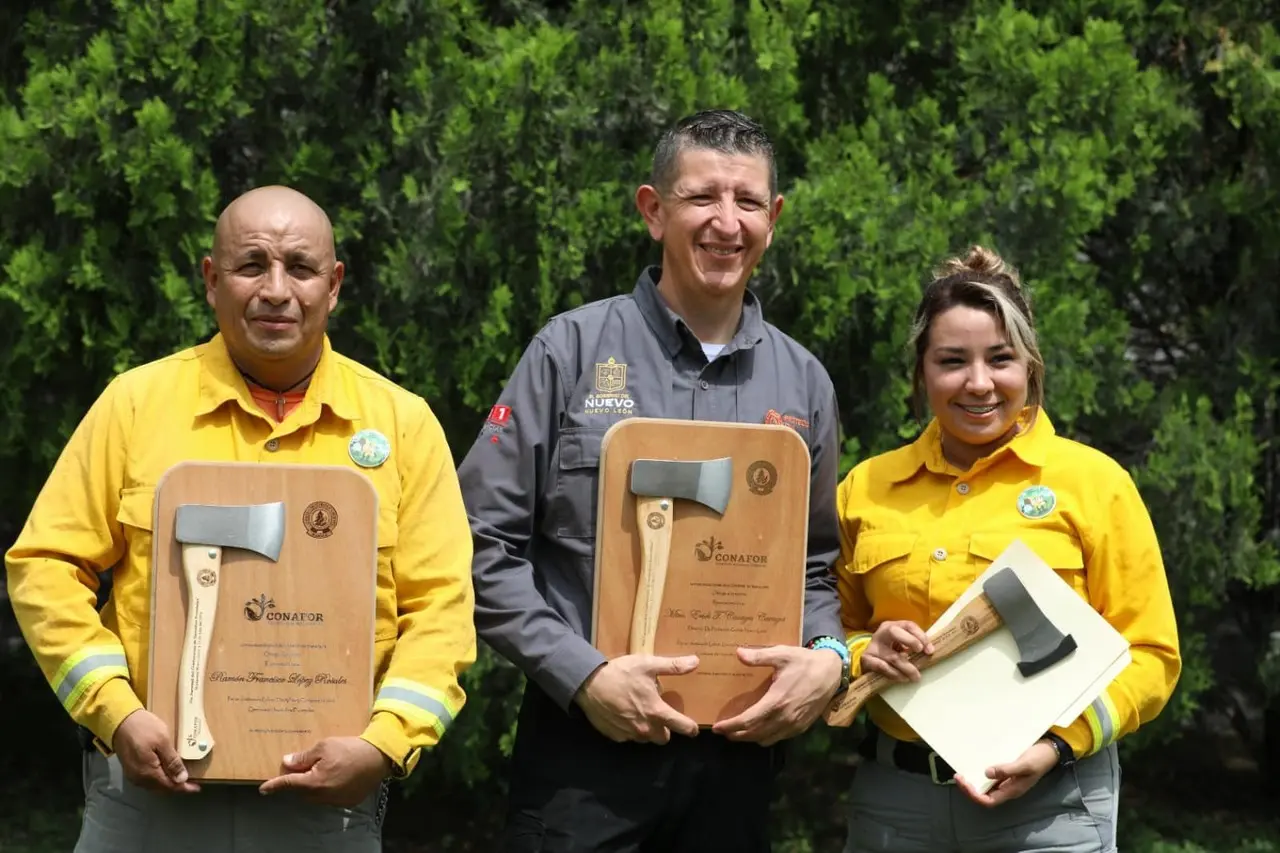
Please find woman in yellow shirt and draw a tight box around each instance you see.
[835,246,1180,853]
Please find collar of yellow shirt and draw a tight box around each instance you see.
[881,407,1056,482]
[193,332,361,426]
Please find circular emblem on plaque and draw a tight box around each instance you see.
[197,569,217,588]
[746,460,778,496]
[960,615,981,636]
[646,512,666,530]
[303,501,338,539]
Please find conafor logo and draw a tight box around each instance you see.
[693,537,768,566]
[585,357,635,415]
[244,594,276,621]
[244,593,324,624]
[694,537,725,561]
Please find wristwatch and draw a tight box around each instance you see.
[1041,732,1076,767]
[806,635,852,693]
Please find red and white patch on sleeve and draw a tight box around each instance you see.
[483,405,513,443]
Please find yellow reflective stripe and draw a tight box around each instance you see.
[374,699,447,739]
[51,646,129,710]
[373,678,456,733]
[1083,693,1119,755]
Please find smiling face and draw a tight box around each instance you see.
[635,147,782,307]
[921,305,1029,467]
[202,187,343,388]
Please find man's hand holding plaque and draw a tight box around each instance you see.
[259,736,391,806]
[573,654,701,744]
[711,645,844,746]
[591,418,813,729]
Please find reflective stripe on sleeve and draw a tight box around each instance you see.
[372,678,457,738]
[1083,692,1120,755]
[51,646,130,710]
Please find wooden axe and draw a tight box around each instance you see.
[173,501,286,759]
[825,566,1077,727]
[628,457,732,655]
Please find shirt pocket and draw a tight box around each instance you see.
[546,427,605,540]
[967,529,1086,597]
[846,531,916,606]
[113,486,157,627]
[850,532,917,574]
[374,513,400,640]
[116,485,156,531]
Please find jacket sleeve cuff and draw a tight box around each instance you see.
[846,632,874,678]
[1050,716,1096,759]
[360,711,422,779]
[537,636,608,711]
[87,677,144,754]
[802,606,845,649]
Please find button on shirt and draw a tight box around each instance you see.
[457,266,845,709]
[835,411,1181,760]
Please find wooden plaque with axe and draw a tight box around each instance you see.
[147,461,379,783]
[591,418,811,726]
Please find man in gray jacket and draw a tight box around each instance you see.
[456,109,849,851]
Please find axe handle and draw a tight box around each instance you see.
[824,593,1002,727]
[630,496,674,656]
[177,543,221,760]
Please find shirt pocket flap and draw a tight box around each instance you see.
[558,428,605,470]
[116,486,156,532]
[851,532,917,574]
[968,530,1084,570]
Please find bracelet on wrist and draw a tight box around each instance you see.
[806,635,852,691]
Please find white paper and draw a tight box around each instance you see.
[877,539,1131,793]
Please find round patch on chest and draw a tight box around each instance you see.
[1016,485,1057,519]
[349,429,391,468]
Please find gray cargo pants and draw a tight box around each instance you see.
[845,729,1120,853]
[73,751,386,853]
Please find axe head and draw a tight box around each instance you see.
[629,457,733,516]
[982,567,1077,677]
[175,502,287,562]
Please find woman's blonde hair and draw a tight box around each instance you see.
[909,245,1044,417]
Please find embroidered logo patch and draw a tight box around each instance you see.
[1016,485,1056,519]
[764,409,810,430]
[585,357,635,415]
[348,429,391,468]
[482,405,512,444]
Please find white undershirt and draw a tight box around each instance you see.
[701,342,726,361]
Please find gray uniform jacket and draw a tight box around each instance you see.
[457,266,845,711]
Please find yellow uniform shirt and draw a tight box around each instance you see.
[5,333,476,777]
[836,410,1181,759]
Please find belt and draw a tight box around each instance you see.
[858,725,956,785]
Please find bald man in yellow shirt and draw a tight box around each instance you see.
[5,186,476,852]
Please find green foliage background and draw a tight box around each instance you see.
[3,1,1279,849]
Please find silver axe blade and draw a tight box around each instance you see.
[175,503,286,559]
[629,457,733,515]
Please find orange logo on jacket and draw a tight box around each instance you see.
[764,409,809,430]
